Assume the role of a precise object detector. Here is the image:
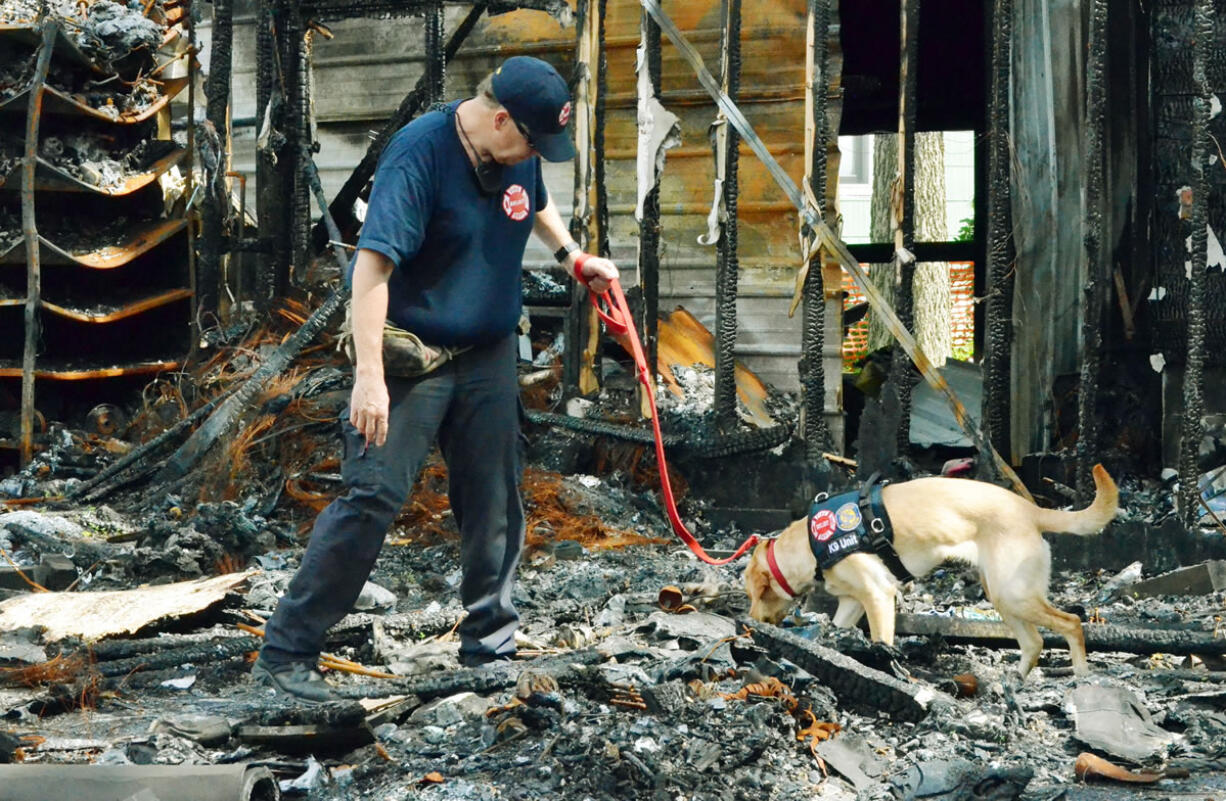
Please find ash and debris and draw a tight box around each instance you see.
[0,305,1224,800]
[0,132,177,189]
[0,0,164,65]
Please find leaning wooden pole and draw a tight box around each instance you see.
[1178,0,1213,525]
[19,22,56,466]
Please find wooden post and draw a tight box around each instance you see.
[712,0,742,428]
[890,0,919,454]
[1077,0,1108,501]
[1178,0,1212,523]
[802,0,840,459]
[19,22,56,466]
[566,0,602,396]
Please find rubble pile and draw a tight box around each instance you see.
[0,308,1222,799]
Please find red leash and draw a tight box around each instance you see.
[576,261,760,565]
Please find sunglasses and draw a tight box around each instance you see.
[514,120,536,151]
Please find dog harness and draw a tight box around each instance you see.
[763,475,912,600]
[807,475,912,582]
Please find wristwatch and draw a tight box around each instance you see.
[554,240,581,263]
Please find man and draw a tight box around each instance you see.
[252,56,619,702]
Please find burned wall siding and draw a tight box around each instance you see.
[1151,0,1226,364]
[1151,0,1226,468]
[206,0,817,390]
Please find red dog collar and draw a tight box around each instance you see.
[765,538,797,599]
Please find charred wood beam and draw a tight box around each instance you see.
[800,0,834,463]
[982,0,1013,463]
[595,0,610,262]
[92,636,260,678]
[638,6,663,393]
[255,2,288,308]
[1076,0,1109,501]
[1,521,116,567]
[893,613,1226,657]
[310,3,487,253]
[712,0,742,429]
[889,0,919,455]
[1179,0,1213,524]
[198,0,233,326]
[425,1,445,104]
[744,620,952,721]
[66,392,231,502]
[159,158,351,481]
[84,630,251,662]
[564,0,599,395]
[524,408,792,457]
[19,23,55,467]
[289,5,312,283]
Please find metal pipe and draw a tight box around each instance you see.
[712,0,742,428]
[19,22,56,467]
[1179,0,1212,524]
[983,0,1013,465]
[1077,0,1108,501]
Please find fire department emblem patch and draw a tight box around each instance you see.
[502,184,530,221]
[558,101,572,127]
[810,509,837,542]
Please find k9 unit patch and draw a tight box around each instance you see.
[806,489,875,573]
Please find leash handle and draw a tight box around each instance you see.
[588,278,760,565]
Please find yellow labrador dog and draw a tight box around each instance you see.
[744,465,1118,678]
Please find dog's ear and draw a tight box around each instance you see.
[748,562,773,603]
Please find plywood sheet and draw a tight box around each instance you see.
[0,571,257,642]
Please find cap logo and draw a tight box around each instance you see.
[558,100,572,127]
[502,184,530,221]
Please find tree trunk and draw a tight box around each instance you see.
[914,131,951,367]
[866,132,951,366]
[867,134,897,353]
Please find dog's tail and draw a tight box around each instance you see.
[1033,464,1119,535]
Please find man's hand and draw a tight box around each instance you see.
[350,371,390,449]
[575,255,619,294]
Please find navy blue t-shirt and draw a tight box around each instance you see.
[353,100,548,347]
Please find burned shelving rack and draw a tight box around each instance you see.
[0,2,195,463]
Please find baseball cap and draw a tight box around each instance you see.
[491,56,575,162]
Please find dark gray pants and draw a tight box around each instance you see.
[260,334,524,667]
